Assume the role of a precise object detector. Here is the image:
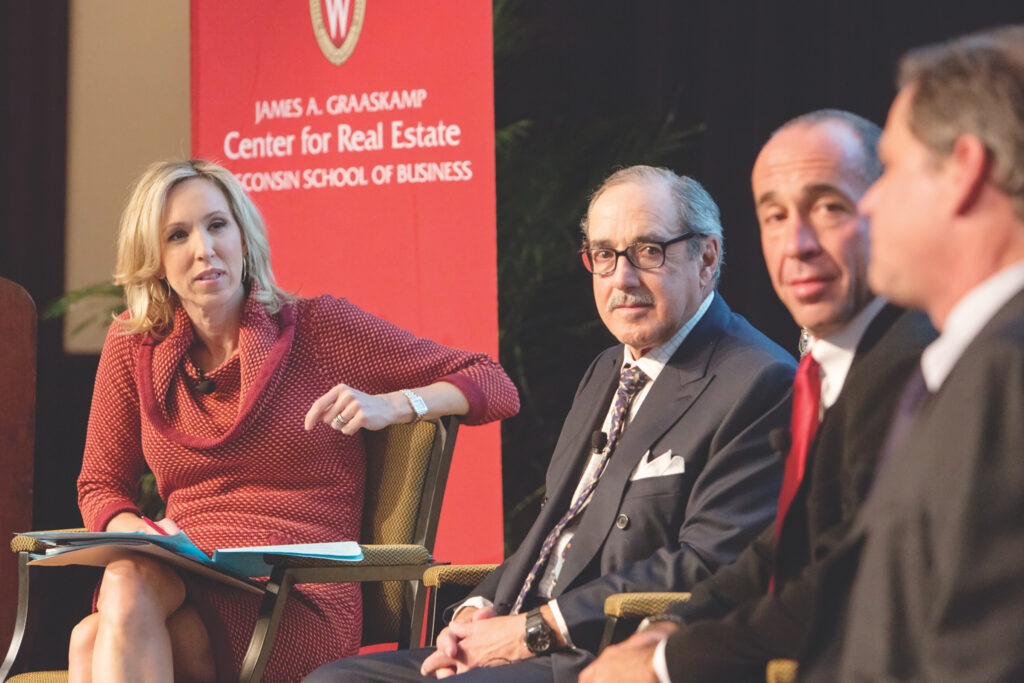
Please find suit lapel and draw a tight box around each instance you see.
[551,296,728,591]
[498,350,620,598]
[544,352,621,515]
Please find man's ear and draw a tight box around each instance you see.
[700,237,720,286]
[947,133,992,217]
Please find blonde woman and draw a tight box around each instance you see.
[70,159,519,683]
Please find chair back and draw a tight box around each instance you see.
[359,415,458,645]
[0,278,37,651]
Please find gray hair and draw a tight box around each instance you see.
[898,25,1024,219]
[772,109,883,184]
[581,165,724,282]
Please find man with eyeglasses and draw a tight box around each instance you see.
[305,164,794,683]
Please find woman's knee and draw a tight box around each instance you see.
[96,556,186,620]
[69,612,99,659]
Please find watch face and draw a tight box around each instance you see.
[527,628,551,653]
[525,610,553,654]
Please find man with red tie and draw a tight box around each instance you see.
[581,110,936,683]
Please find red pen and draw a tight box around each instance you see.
[141,516,170,536]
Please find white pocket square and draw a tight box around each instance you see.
[630,449,686,481]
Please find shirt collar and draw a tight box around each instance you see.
[622,291,716,382]
[921,261,1024,391]
[808,296,887,409]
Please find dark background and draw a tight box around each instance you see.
[4,0,1024,549]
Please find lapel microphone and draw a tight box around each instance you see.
[591,430,608,452]
[195,369,216,395]
[768,427,791,458]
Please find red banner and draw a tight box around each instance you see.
[191,1,502,564]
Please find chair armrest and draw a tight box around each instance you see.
[419,564,497,648]
[10,529,89,555]
[598,592,691,652]
[263,543,430,570]
[766,659,798,683]
[422,564,497,589]
[3,530,98,680]
[603,592,691,620]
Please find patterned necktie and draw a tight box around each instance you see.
[510,364,650,614]
[770,352,821,591]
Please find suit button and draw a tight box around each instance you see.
[615,514,630,530]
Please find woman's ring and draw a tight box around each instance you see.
[332,414,349,429]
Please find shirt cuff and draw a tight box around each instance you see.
[653,637,672,683]
[545,599,576,649]
[451,596,493,622]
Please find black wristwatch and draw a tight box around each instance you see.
[524,607,555,654]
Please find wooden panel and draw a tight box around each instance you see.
[0,277,37,649]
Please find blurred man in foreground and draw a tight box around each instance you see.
[801,25,1024,682]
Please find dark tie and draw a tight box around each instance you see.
[875,365,929,478]
[510,364,650,614]
[770,352,821,591]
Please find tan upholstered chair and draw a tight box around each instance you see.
[239,416,459,682]
[766,658,798,683]
[600,591,691,650]
[3,416,459,683]
[421,563,499,644]
[599,591,798,683]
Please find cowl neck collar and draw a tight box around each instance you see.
[138,290,296,448]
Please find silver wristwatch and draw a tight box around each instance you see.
[400,389,428,423]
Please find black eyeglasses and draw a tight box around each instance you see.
[580,233,699,275]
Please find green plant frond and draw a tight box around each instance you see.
[43,281,125,320]
[493,0,532,65]
[495,119,533,160]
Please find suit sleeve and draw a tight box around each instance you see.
[669,521,775,621]
[554,358,794,651]
[660,525,821,680]
[918,341,1024,682]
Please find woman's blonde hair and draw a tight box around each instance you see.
[113,159,290,336]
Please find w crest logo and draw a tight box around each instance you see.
[310,0,366,65]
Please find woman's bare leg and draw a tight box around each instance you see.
[167,605,216,683]
[68,612,98,683]
[71,556,215,683]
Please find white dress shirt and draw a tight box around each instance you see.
[920,261,1024,391]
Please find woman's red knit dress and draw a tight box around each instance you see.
[77,292,519,682]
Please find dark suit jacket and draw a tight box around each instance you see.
[468,295,795,680]
[658,306,936,682]
[801,288,1024,682]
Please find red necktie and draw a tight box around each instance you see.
[770,352,821,591]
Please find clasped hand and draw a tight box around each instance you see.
[420,606,533,678]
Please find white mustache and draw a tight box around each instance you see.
[607,290,654,312]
